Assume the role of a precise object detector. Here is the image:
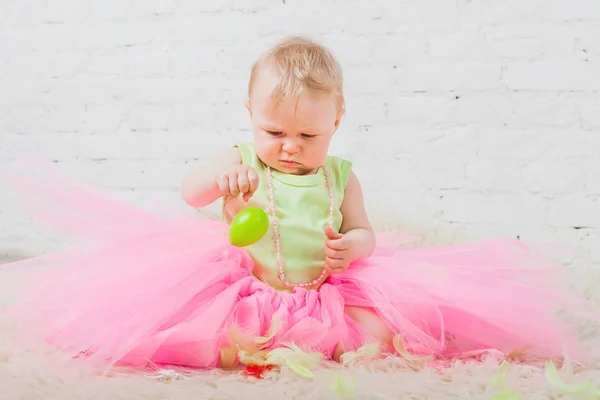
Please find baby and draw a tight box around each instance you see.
[181,36,392,361]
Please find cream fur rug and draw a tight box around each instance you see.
[1,216,600,400]
[1,310,600,400]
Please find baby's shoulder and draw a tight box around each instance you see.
[232,142,258,166]
[325,153,353,189]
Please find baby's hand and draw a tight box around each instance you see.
[216,165,259,202]
[324,226,352,274]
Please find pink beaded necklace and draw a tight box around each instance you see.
[265,163,334,290]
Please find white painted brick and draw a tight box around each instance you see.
[428,33,484,62]
[430,25,576,62]
[3,0,47,23]
[440,192,550,226]
[46,0,89,22]
[486,25,577,61]
[4,106,49,135]
[52,159,184,190]
[584,160,600,195]
[464,156,588,195]
[75,21,161,49]
[131,0,178,16]
[410,159,467,190]
[344,66,396,95]
[520,159,587,194]
[44,52,87,79]
[385,94,513,128]
[162,129,226,160]
[504,62,600,91]
[452,94,513,125]
[538,130,600,160]
[384,96,455,126]
[163,14,248,43]
[4,24,76,52]
[332,12,399,37]
[218,44,264,72]
[2,133,85,160]
[467,129,597,163]
[45,105,87,132]
[391,0,459,31]
[547,196,600,227]
[509,93,580,127]
[547,0,600,20]
[577,25,600,58]
[89,0,132,20]
[581,234,600,264]
[469,1,550,25]
[216,71,254,100]
[168,103,215,130]
[84,104,128,133]
[78,132,171,160]
[394,63,503,91]
[514,226,591,248]
[363,186,444,222]
[50,159,146,189]
[368,35,429,66]
[42,79,118,105]
[128,46,170,76]
[342,98,386,127]
[0,107,7,136]
[216,103,252,131]
[169,45,221,74]
[580,94,600,129]
[178,0,227,13]
[231,0,280,9]
[464,160,529,193]
[328,37,376,67]
[85,49,129,75]
[121,78,198,103]
[5,52,47,79]
[128,104,170,131]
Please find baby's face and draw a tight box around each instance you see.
[247,69,342,176]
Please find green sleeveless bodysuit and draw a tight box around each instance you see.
[222,142,353,286]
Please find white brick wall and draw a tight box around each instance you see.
[1,0,599,267]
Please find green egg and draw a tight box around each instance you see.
[228,207,269,247]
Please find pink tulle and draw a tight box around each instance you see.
[0,159,596,371]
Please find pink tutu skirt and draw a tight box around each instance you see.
[0,161,596,370]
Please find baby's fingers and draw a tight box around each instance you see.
[325,247,342,260]
[228,172,240,196]
[247,168,259,193]
[242,168,259,202]
[217,173,231,195]
[325,257,346,273]
[237,172,250,194]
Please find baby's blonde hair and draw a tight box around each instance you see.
[248,36,345,111]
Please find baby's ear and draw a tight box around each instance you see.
[245,100,252,117]
[334,109,345,129]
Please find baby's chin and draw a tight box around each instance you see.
[281,162,321,175]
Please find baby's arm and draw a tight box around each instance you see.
[339,171,376,260]
[180,147,242,208]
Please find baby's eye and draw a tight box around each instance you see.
[267,131,283,136]
[301,133,316,139]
